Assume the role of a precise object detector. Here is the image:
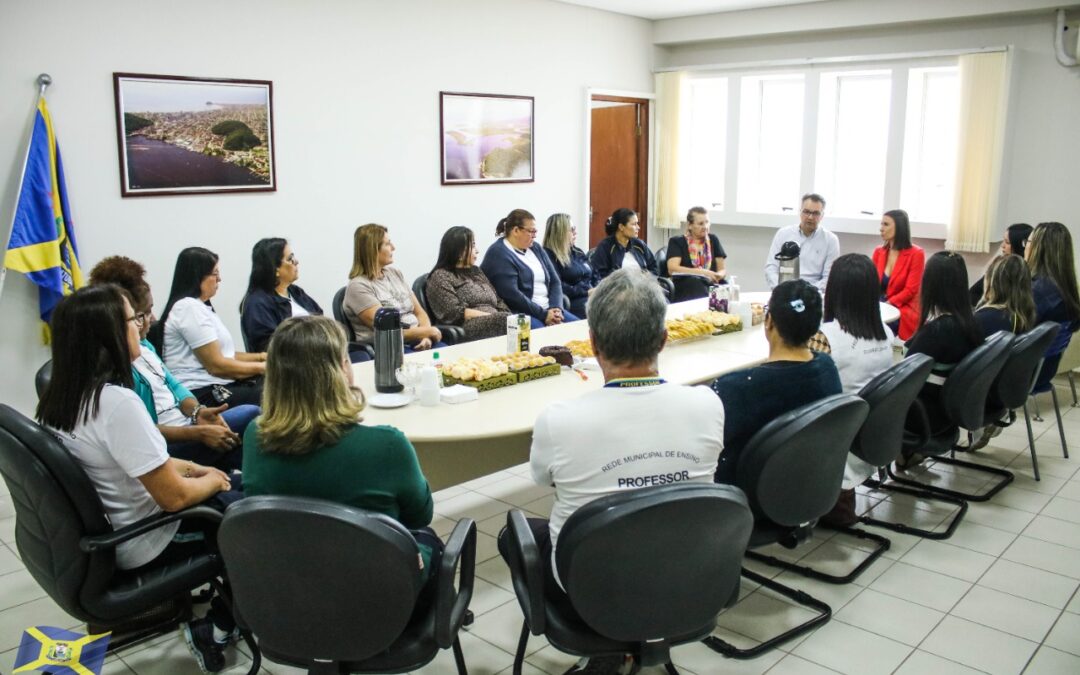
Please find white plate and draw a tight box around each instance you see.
[368,392,413,408]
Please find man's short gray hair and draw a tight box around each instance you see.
[586,269,667,365]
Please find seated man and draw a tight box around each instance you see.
[498,268,724,673]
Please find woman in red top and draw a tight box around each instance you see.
[873,209,924,340]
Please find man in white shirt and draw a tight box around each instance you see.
[764,193,840,291]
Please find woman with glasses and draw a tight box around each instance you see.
[873,209,925,340]
[150,247,267,408]
[89,257,257,472]
[240,238,324,353]
[665,206,727,297]
[543,213,597,318]
[480,208,579,325]
[591,207,658,280]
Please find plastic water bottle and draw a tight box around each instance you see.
[419,364,440,406]
[729,275,740,303]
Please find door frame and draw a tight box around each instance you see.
[583,88,655,247]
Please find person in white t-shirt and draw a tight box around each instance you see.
[37,285,240,673]
[149,247,267,409]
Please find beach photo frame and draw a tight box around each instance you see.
[440,92,534,185]
[113,73,276,197]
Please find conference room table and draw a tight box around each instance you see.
[351,293,901,490]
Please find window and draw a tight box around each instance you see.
[814,70,892,217]
[681,77,727,211]
[900,67,960,224]
[736,74,805,214]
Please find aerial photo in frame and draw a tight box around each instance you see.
[440,92,534,185]
[113,73,276,196]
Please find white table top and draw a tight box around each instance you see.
[352,293,900,443]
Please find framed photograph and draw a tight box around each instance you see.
[440,92,534,185]
[113,73,276,197]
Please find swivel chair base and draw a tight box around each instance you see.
[745,526,891,585]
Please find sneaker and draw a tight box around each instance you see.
[182,617,226,673]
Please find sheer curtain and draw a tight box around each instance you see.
[947,51,1010,252]
[655,71,686,230]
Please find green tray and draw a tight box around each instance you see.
[441,372,517,392]
[515,363,562,383]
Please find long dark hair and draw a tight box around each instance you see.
[768,279,823,347]
[918,251,982,344]
[605,208,637,237]
[1027,222,1080,321]
[823,254,888,341]
[1005,223,1033,258]
[148,247,219,352]
[37,285,134,432]
[884,209,912,250]
[242,237,287,309]
[494,209,535,237]
[433,226,475,273]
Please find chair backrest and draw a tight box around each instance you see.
[0,405,115,621]
[332,286,355,340]
[992,322,1061,410]
[735,394,869,526]
[941,331,1014,430]
[656,247,668,277]
[413,273,432,316]
[1033,322,1075,392]
[218,496,424,663]
[35,360,52,399]
[852,354,934,467]
[554,483,751,642]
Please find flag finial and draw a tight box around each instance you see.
[37,73,51,97]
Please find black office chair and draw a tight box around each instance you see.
[411,273,466,345]
[704,394,869,659]
[332,287,375,360]
[657,246,713,302]
[219,496,476,675]
[0,404,234,652]
[503,483,752,675]
[1011,323,1065,480]
[885,331,1016,503]
[34,360,52,399]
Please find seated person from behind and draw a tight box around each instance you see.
[89,256,257,473]
[712,279,842,485]
[543,213,598,319]
[243,315,441,584]
[591,208,658,279]
[974,254,1036,337]
[426,226,516,340]
[666,206,727,301]
[764,193,840,292]
[240,237,323,353]
[480,208,579,326]
[969,223,1032,306]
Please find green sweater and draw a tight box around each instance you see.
[243,420,436,577]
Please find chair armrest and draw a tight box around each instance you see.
[436,325,466,346]
[347,341,374,358]
[655,277,674,302]
[80,505,223,553]
[505,510,546,635]
[901,399,932,451]
[435,517,476,648]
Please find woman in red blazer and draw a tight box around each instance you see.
[873,209,924,340]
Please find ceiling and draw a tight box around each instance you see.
[552,0,830,21]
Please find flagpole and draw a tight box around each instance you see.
[0,73,51,304]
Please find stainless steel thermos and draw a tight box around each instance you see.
[374,307,404,393]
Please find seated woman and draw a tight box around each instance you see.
[898,251,984,467]
[543,213,597,318]
[38,285,240,673]
[480,208,579,325]
[1026,221,1080,388]
[426,226,518,340]
[344,224,445,352]
[969,223,1032,305]
[150,247,266,408]
[591,208,658,279]
[974,254,1036,336]
[89,256,257,472]
[665,206,726,301]
[711,280,842,485]
[243,315,441,586]
[240,238,323,353]
[872,209,924,340]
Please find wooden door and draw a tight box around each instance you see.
[589,97,649,249]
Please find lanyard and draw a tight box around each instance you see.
[604,377,666,388]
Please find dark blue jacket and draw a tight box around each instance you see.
[591,236,658,279]
[480,239,565,321]
[546,245,598,306]
[240,285,324,352]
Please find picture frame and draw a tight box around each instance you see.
[113,73,276,197]
[440,91,534,185]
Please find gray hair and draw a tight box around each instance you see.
[586,269,667,365]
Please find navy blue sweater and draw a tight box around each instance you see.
[240,286,323,352]
[591,236,658,279]
[546,246,598,310]
[480,239,565,321]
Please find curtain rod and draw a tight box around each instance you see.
[654,45,1008,73]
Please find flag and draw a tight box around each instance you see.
[4,97,83,330]
[12,625,110,675]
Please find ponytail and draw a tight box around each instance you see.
[495,218,509,236]
[496,209,536,238]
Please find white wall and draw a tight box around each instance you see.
[0,0,653,415]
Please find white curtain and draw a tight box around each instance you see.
[947,51,1010,252]
[654,71,686,230]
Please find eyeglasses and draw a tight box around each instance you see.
[286,254,298,264]
[801,209,823,218]
[521,228,539,235]
[127,313,148,327]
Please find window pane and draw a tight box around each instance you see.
[815,70,891,217]
[900,67,960,224]
[682,77,727,211]
[737,74,804,214]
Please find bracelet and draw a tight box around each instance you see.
[190,404,205,425]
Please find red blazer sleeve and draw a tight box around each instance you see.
[872,246,887,278]
[888,247,924,308]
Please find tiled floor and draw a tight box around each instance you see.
[1,382,1079,674]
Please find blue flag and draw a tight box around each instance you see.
[4,97,84,329]
[12,625,110,675]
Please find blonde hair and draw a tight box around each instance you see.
[978,255,1036,333]
[349,224,387,280]
[543,213,573,267]
[257,316,365,454]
